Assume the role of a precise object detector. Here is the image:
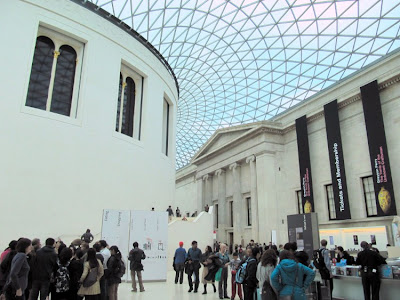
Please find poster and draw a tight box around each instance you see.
[353,235,358,245]
[360,81,397,216]
[324,100,351,219]
[295,116,315,213]
[101,210,168,282]
[128,211,168,281]
[393,217,400,246]
[101,210,131,281]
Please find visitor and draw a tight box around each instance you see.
[30,238,58,300]
[187,241,202,293]
[98,240,110,298]
[205,204,209,212]
[229,252,243,300]
[242,247,260,300]
[176,207,181,217]
[270,250,315,300]
[166,205,174,221]
[217,243,230,299]
[356,241,386,300]
[319,239,333,297]
[68,247,83,300]
[128,242,146,292]
[81,229,94,244]
[53,248,73,300]
[78,248,104,300]
[173,242,186,284]
[3,238,32,300]
[200,246,216,294]
[257,249,278,300]
[106,246,123,300]
[0,241,18,292]
[336,246,354,265]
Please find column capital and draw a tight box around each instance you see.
[229,162,240,170]
[215,169,225,176]
[202,174,210,181]
[246,155,256,164]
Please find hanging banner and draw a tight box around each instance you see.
[324,100,351,220]
[296,115,314,213]
[101,209,131,281]
[128,211,168,281]
[360,80,397,216]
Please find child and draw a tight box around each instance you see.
[229,253,243,300]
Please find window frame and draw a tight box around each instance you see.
[325,184,337,220]
[25,26,84,119]
[116,65,143,140]
[246,197,252,226]
[162,97,172,156]
[296,190,303,214]
[362,176,377,217]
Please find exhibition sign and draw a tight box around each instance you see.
[287,213,320,263]
[360,81,397,216]
[324,100,351,220]
[102,209,168,281]
[296,115,315,213]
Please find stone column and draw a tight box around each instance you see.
[202,174,213,207]
[215,169,226,241]
[246,155,259,242]
[196,177,204,214]
[229,162,242,245]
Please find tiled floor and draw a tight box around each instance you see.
[118,270,236,300]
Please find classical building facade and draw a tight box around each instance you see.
[176,50,400,248]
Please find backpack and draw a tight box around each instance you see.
[116,259,126,278]
[312,249,330,280]
[235,258,256,284]
[55,262,70,293]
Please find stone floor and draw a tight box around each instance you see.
[118,270,236,300]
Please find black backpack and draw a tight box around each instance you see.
[313,249,330,280]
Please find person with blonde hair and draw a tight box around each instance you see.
[217,243,230,299]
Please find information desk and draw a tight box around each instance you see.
[332,275,399,300]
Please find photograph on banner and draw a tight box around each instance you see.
[101,209,131,281]
[128,211,168,281]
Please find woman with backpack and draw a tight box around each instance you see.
[256,249,278,300]
[78,248,104,299]
[270,250,315,300]
[106,246,123,300]
[53,248,73,300]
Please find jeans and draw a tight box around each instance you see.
[218,267,228,298]
[243,285,256,300]
[174,263,184,284]
[29,280,50,300]
[362,271,380,300]
[188,261,200,290]
[131,270,144,292]
[107,283,119,300]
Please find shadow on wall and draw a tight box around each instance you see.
[167,211,214,271]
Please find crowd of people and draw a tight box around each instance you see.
[173,240,316,300]
[0,232,146,300]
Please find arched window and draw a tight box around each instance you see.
[25,27,83,118]
[51,45,77,116]
[26,36,55,110]
[116,73,123,131]
[116,76,135,137]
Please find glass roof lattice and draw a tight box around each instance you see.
[88,0,400,169]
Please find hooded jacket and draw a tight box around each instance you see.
[31,246,58,282]
[270,259,315,300]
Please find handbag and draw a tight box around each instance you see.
[215,268,222,281]
[278,263,298,300]
[83,267,98,288]
[261,279,277,300]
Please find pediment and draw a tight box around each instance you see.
[191,124,258,161]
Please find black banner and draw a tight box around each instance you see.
[296,116,314,213]
[324,100,351,220]
[360,80,397,216]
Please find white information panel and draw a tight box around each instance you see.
[128,211,168,281]
[101,210,131,281]
[101,210,168,282]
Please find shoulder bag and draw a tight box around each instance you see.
[83,267,98,288]
[279,263,298,300]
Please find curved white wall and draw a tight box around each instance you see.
[0,0,178,249]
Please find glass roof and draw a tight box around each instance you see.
[88,0,400,169]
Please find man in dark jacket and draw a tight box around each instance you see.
[243,247,260,300]
[29,238,58,300]
[356,241,386,300]
[128,242,146,292]
[187,241,202,293]
[81,229,94,244]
